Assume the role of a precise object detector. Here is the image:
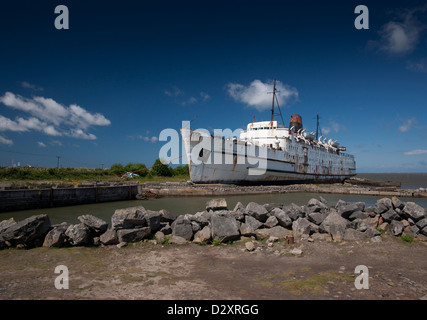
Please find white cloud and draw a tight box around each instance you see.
[406,58,427,73]
[0,92,111,140]
[21,81,44,91]
[68,129,97,140]
[369,5,426,56]
[181,96,198,106]
[226,79,298,111]
[38,141,47,148]
[164,87,183,97]
[398,118,416,132]
[0,135,13,146]
[200,92,210,101]
[404,149,427,155]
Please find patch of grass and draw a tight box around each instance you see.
[162,236,171,245]
[400,234,414,243]
[278,271,353,296]
[375,227,384,233]
[211,239,222,246]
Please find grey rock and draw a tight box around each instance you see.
[233,201,245,213]
[402,202,426,222]
[344,228,366,241]
[416,218,427,230]
[381,209,400,223]
[169,235,188,245]
[270,208,292,228]
[264,216,278,228]
[43,222,70,248]
[111,206,147,230]
[338,203,361,220]
[193,226,211,243]
[254,226,292,240]
[351,219,369,232]
[307,198,329,211]
[420,226,427,237]
[1,214,51,247]
[99,228,119,245]
[206,198,228,211]
[239,222,256,237]
[348,211,368,221]
[245,215,263,231]
[308,211,328,225]
[211,214,240,243]
[282,203,305,221]
[374,198,393,215]
[334,199,347,209]
[263,203,284,212]
[319,209,350,234]
[0,218,16,234]
[191,221,201,233]
[245,241,255,252]
[292,218,312,238]
[145,212,163,232]
[159,209,176,224]
[171,216,193,241]
[389,220,404,236]
[160,223,172,235]
[187,214,209,227]
[392,197,404,210]
[78,214,108,234]
[230,210,245,222]
[365,227,382,238]
[290,248,303,256]
[117,227,151,243]
[154,231,165,243]
[329,224,346,242]
[65,223,91,246]
[245,202,268,222]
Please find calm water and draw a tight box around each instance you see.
[1,173,426,225]
[2,191,427,225]
[356,173,427,190]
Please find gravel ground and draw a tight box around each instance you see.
[0,235,426,300]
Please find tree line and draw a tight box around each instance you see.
[0,159,189,180]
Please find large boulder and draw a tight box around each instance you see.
[43,222,70,248]
[111,206,147,230]
[392,197,404,210]
[343,229,366,241]
[171,216,193,241]
[338,203,362,220]
[381,209,400,223]
[389,220,404,236]
[282,203,305,221]
[0,218,16,233]
[402,202,425,222]
[65,223,91,246]
[99,228,119,245]
[374,198,392,215]
[1,214,51,247]
[307,211,328,225]
[193,226,212,243]
[78,214,108,235]
[254,226,292,240]
[319,209,350,234]
[145,211,163,232]
[270,208,292,228]
[245,202,268,222]
[206,198,228,211]
[244,215,263,231]
[211,214,240,243]
[292,218,312,238]
[264,216,278,228]
[117,227,151,243]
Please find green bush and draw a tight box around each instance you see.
[150,159,173,177]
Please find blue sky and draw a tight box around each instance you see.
[0,0,426,172]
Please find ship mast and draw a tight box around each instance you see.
[271,74,277,122]
[269,74,285,125]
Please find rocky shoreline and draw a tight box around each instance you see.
[1,195,426,251]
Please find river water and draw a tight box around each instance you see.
[1,173,426,225]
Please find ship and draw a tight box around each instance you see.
[180,76,356,184]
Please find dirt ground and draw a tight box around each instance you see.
[0,235,426,300]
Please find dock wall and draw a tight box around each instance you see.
[0,185,141,213]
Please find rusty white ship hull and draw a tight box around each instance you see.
[180,120,356,185]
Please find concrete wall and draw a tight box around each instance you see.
[0,185,140,213]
